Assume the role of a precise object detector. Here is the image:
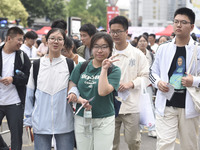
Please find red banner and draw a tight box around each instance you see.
[107,6,119,32]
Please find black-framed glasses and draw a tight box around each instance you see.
[93,45,109,51]
[110,30,125,35]
[48,37,64,42]
[173,19,191,25]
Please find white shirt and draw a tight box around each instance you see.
[0,50,21,105]
[20,44,38,58]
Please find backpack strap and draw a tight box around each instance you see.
[80,60,90,74]
[33,59,40,105]
[66,58,74,75]
[20,51,24,66]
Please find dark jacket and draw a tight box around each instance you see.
[0,45,31,106]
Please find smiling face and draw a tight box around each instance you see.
[47,31,64,54]
[92,38,111,62]
[7,34,23,52]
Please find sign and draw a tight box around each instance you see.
[107,6,119,32]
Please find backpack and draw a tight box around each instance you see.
[32,58,74,105]
[80,60,121,117]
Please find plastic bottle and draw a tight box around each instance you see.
[83,108,92,137]
[15,69,24,76]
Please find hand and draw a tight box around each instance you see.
[182,73,193,87]
[118,82,134,92]
[102,55,119,70]
[80,98,92,111]
[0,77,13,86]
[158,80,169,92]
[67,93,77,103]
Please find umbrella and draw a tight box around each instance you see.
[155,25,173,36]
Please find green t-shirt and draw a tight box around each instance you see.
[70,60,121,118]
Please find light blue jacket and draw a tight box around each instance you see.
[24,55,79,134]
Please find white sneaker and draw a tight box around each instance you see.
[148,130,157,138]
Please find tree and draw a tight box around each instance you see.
[0,0,28,26]
[20,0,68,26]
[88,0,108,28]
[67,0,108,28]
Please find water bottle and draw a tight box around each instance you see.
[15,69,24,76]
[83,108,92,137]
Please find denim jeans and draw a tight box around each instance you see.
[34,131,75,150]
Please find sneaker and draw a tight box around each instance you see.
[148,130,157,138]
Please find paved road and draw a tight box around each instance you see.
[1,119,184,150]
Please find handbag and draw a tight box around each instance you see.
[186,42,200,113]
[139,79,155,127]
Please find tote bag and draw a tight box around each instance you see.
[139,79,155,127]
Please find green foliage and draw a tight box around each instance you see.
[67,0,108,28]
[20,0,68,25]
[0,0,28,26]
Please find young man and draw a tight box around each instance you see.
[150,7,200,150]
[20,30,38,58]
[76,23,96,60]
[109,16,149,150]
[148,33,158,53]
[0,27,31,150]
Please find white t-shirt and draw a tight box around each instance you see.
[0,50,21,105]
[20,44,38,58]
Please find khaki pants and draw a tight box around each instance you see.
[74,115,115,150]
[156,106,199,150]
[113,113,141,150]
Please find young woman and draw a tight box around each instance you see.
[137,35,156,138]
[24,28,78,150]
[68,32,121,150]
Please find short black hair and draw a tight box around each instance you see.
[24,31,38,40]
[109,16,128,31]
[174,7,195,24]
[79,23,97,37]
[51,19,67,31]
[90,32,113,58]
[149,34,156,39]
[6,27,24,38]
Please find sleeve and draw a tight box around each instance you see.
[23,66,35,127]
[69,62,82,84]
[149,46,163,89]
[108,66,121,91]
[13,52,31,86]
[192,45,200,88]
[132,52,150,89]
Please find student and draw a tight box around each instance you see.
[150,7,200,150]
[24,28,79,150]
[68,32,121,150]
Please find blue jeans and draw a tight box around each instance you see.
[34,131,75,150]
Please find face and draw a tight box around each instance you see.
[137,37,148,50]
[148,36,155,44]
[41,35,46,43]
[7,34,23,51]
[110,24,127,45]
[92,38,111,62]
[26,38,36,47]
[80,31,92,47]
[158,37,167,45]
[47,31,64,53]
[178,57,183,66]
[61,46,73,58]
[173,14,194,38]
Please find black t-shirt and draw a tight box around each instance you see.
[166,46,186,108]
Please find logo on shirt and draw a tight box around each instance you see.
[129,59,135,67]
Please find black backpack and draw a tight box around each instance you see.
[32,58,74,105]
[80,60,121,117]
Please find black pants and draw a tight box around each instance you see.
[0,103,24,150]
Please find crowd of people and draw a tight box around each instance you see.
[0,7,200,150]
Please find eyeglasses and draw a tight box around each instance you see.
[173,19,191,25]
[93,45,109,51]
[48,37,64,42]
[110,30,125,35]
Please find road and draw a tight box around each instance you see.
[1,119,184,150]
